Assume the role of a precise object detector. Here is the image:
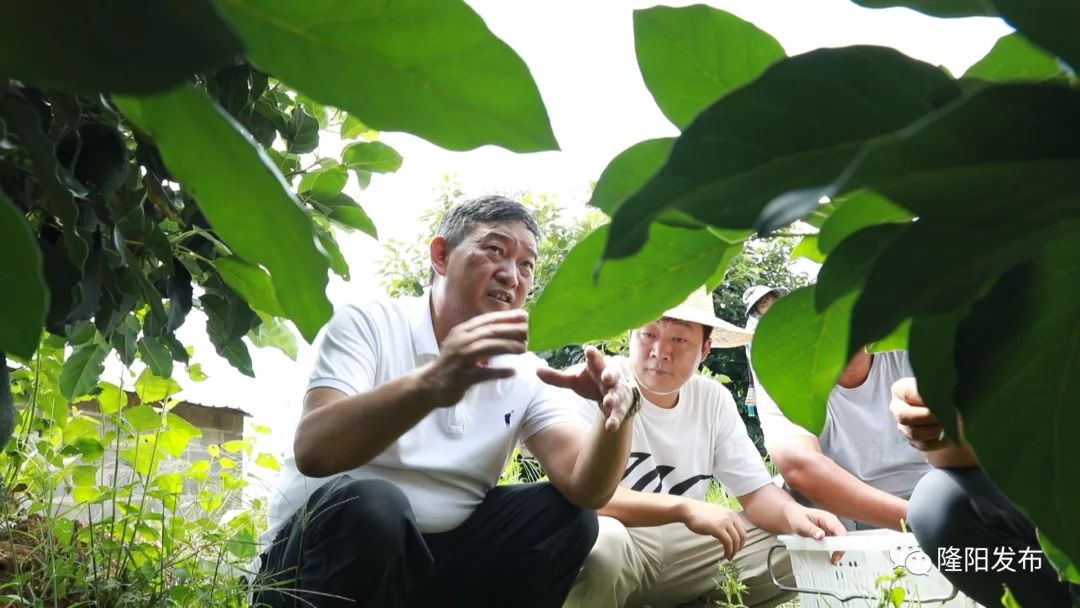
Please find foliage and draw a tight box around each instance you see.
[0,0,556,449]
[0,339,281,606]
[528,0,1080,573]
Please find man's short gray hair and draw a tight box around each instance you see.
[436,195,542,250]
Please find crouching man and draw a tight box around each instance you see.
[253,196,637,608]
[565,288,845,608]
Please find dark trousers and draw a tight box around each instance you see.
[252,477,599,608]
[908,468,1075,608]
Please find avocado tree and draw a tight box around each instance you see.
[529,1,1080,575]
[0,1,558,449]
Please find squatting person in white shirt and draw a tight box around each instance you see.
[253,196,638,608]
[565,288,846,608]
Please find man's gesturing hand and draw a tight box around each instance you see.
[536,346,637,432]
[421,310,529,408]
[680,501,748,561]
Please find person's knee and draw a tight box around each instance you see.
[302,477,414,544]
[578,518,632,584]
[908,469,968,552]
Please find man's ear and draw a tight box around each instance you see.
[700,339,712,365]
[430,236,450,278]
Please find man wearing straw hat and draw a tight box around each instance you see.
[565,288,845,608]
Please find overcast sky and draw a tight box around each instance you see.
[158,1,1010,459]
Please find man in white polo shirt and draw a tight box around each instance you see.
[254,196,638,608]
[565,288,845,608]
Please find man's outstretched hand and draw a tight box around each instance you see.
[536,346,636,432]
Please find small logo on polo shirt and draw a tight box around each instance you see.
[504,410,514,427]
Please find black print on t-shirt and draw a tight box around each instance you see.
[622,452,713,496]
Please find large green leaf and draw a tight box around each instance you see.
[633,5,785,129]
[994,0,1080,71]
[589,138,674,216]
[964,33,1065,82]
[751,286,855,435]
[0,192,48,359]
[817,190,913,254]
[215,0,557,152]
[116,86,331,342]
[837,85,1080,225]
[815,223,906,311]
[604,46,958,260]
[249,313,299,361]
[529,225,731,351]
[60,343,109,401]
[848,219,1074,352]
[1038,530,1080,584]
[954,235,1080,568]
[850,0,996,18]
[0,1,242,94]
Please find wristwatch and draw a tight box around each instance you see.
[624,383,642,419]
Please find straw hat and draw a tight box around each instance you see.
[662,288,753,348]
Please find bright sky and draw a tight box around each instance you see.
[163,1,1010,458]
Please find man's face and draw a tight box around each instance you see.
[629,318,710,395]
[755,292,778,316]
[438,220,538,319]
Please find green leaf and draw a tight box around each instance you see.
[0,1,242,94]
[123,405,163,434]
[751,286,854,435]
[529,225,731,351]
[255,452,281,471]
[849,219,1074,353]
[72,486,105,504]
[60,343,109,401]
[159,413,202,458]
[309,193,378,237]
[154,472,184,496]
[314,223,351,281]
[868,318,910,353]
[993,0,1080,71]
[97,381,127,415]
[116,86,332,342]
[588,138,673,216]
[339,114,374,139]
[214,256,286,317]
[298,165,348,198]
[72,464,97,487]
[817,190,913,254]
[1038,530,1080,584]
[249,313,299,360]
[202,293,256,377]
[216,0,557,152]
[187,363,208,383]
[908,310,966,443]
[284,106,319,154]
[137,335,174,379]
[633,5,785,128]
[790,236,824,264]
[850,0,995,18]
[836,85,1080,226]
[342,141,403,175]
[0,192,47,359]
[815,223,907,312]
[964,33,1065,82]
[954,235,1080,569]
[604,46,958,260]
[134,369,181,404]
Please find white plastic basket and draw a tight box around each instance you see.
[766,530,982,607]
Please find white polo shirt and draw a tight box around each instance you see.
[262,293,580,545]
